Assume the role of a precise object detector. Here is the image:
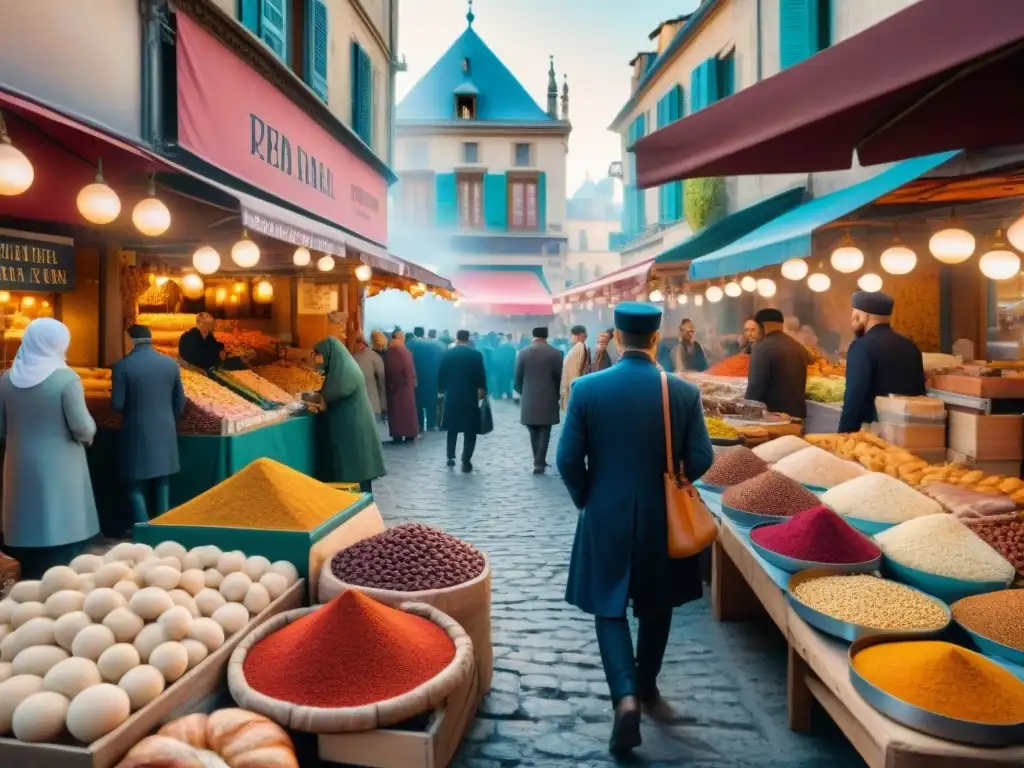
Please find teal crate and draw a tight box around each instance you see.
[133,494,374,579]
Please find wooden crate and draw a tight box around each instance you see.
[947,409,1023,460]
[0,580,305,768]
[317,657,480,768]
[871,421,946,451]
[931,374,1024,399]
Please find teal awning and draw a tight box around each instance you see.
[656,186,807,265]
[688,152,958,280]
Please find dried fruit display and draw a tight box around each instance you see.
[179,368,261,434]
[214,330,277,364]
[73,367,113,394]
[253,361,324,395]
[136,313,196,332]
[221,370,297,405]
[807,359,846,378]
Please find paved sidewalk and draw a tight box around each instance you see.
[371,401,864,768]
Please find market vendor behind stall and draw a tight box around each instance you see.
[838,291,926,433]
[178,313,246,371]
[745,308,810,418]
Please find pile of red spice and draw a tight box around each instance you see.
[751,505,881,564]
[242,590,455,707]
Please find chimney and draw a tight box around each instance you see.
[547,55,558,118]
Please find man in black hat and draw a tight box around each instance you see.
[744,308,811,418]
[838,291,926,432]
[438,330,487,471]
[557,302,713,757]
[514,327,562,473]
[112,324,186,524]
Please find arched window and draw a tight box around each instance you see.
[578,229,589,251]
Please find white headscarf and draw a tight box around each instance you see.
[9,318,71,389]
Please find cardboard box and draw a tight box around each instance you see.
[0,579,305,768]
[947,409,1024,460]
[871,421,946,451]
[931,373,1024,399]
[946,449,1022,478]
[875,395,946,424]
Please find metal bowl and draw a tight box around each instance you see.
[694,481,726,495]
[802,483,830,494]
[956,621,1024,668]
[882,557,1013,604]
[710,436,745,447]
[786,568,951,643]
[748,522,881,575]
[839,515,896,536]
[848,634,1024,746]
[719,503,788,530]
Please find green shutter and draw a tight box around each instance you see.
[484,174,507,230]
[259,0,287,58]
[537,172,547,232]
[435,174,457,227]
[656,94,669,224]
[305,0,329,102]
[717,54,735,98]
[350,42,373,145]
[704,59,720,105]
[780,0,821,69]
[239,0,259,33]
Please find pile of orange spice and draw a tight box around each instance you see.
[853,641,1024,724]
[243,591,455,707]
[706,354,751,377]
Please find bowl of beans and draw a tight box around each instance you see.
[719,470,821,528]
[952,590,1024,667]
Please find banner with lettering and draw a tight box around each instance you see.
[0,228,75,292]
[175,14,388,245]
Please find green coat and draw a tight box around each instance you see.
[315,338,386,483]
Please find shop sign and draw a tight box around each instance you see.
[0,228,75,293]
[175,14,387,245]
[299,282,337,315]
[241,208,344,257]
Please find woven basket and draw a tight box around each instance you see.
[318,557,492,697]
[227,600,474,733]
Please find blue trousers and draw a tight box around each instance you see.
[4,540,92,580]
[595,610,673,704]
[128,476,171,523]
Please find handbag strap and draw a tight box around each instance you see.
[660,371,675,477]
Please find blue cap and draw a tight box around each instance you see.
[614,302,662,334]
[852,291,894,316]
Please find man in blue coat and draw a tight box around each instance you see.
[112,324,186,523]
[438,330,487,472]
[557,302,714,756]
[408,326,444,433]
[838,291,927,432]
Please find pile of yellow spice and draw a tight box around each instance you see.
[152,458,361,532]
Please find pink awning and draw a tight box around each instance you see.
[553,258,654,301]
[456,271,553,315]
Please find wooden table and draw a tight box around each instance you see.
[706,499,1024,767]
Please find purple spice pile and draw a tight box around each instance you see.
[330,523,486,591]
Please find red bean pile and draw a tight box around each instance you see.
[970,519,1024,577]
[722,470,820,517]
[330,523,487,591]
[701,447,769,487]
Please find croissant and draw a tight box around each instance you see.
[114,735,208,768]
[206,709,298,768]
[159,713,209,750]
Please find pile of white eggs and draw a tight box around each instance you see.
[0,541,298,744]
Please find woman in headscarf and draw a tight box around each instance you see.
[0,319,99,578]
[370,330,388,366]
[383,330,419,442]
[314,336,386,492]
[351,331,387,421]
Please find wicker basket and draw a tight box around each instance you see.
[227,600,474,733]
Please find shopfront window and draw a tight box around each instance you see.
[0,292,59,365]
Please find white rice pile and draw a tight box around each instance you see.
[876,514,1016,583]
[821,472,943,523]
[752,435,811,464]
[771,446,867,489]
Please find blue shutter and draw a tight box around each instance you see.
[240,0,259,34]
[656,94,669,224]
[350,43,374,145]
[537,172,547,232]
[305,0,329,102]
[717,53,735,98]
[780,0,820,69]
[259,0,287,59]
[435,174,458,228]
[484,174,507,230]
[633,115,646,231]
[704,59,721,106]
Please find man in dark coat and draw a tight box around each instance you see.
[407,326,443,432]
[438,330,487,472]
[493,334,518,400]
[557,302,713,756]
[383,331,419,442]
[178,312,223,371]
[112,324,186,523]
[514,327,562,473]
[839,291,927,432]
[744,308,811,418]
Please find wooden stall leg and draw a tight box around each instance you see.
[787,644,814,734]
[711,539,766,622]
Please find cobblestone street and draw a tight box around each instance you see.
[372,400,865,768]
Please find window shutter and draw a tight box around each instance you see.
[240,0,259,34]
[305,0,329,102]
[690,65,704,112]
[484,174,507,230]
[435,174,458,228]
[704,58,721,106]
[359,46,373,145]
[260,0,287,58]
[537,172,547,232]
[780,0,818,69]
[668,84,683,120]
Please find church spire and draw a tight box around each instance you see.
[561,74,570,121]
[466,0,475,27]
[547,55,558,118]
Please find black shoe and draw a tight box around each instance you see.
[533,467,545,475]
[461,461,473,473]
[609,696,641,756]
[446,458,456,467]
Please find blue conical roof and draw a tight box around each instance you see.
[397,26,554,122]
